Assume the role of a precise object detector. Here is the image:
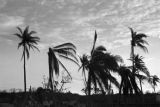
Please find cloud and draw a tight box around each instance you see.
[144,57,154,63]
[113,38,131,47]
[0,14,24,28]
[37,43,49,50]
[46,28,63,38]
[0,0,7,9]
[98,38,131,51]
[39,0,47,5]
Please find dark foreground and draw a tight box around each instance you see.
[0,90,160,107]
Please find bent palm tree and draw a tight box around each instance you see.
[48,43,79,91]
[119,65,142,95]
[79,31,123,95]
[14,26,40,92]
[119,66,133,95]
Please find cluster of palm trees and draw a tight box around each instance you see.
[15,26,159,95]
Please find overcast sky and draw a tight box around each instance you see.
[0,0,160,94]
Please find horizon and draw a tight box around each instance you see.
[0,0,160,95]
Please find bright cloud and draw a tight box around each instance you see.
[0,14,24,28]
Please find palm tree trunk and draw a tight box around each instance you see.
[48,52,53,91]
[23,44,26,93]
[138,72,143,93]
[139,78,143,93]
[131,40,139,94]
[119,79,123,94]
[108,80,111,94]
[87,71,91,95]
[131,40,135,74]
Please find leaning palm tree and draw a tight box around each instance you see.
[129,27,148,74]
[119,65,133,95]
[48,43,79,91]
[148,75,160,93]
[119,65,142,95]
[130,54,150,93]
[79,31,123,95]
[14,26,40,92]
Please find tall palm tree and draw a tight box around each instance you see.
[129,28,148,94]
[14,26,40,92]
[130,54,150,93]
[79,31,123,95]
[48,43,79,91]
[129,27,148,74]
[148,75,160,93]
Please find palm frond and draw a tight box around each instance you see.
[135,73,148,81]
[30,36,40,41]
[136,42,148,52]
[29,31,37,35]
[29,44,40,52]
[53,47,76,55]
[103,53,120,71]
[91,30,97,55]
[14,33,22,39]
[95,45,106,52]
[54,43,76,50]
[48,48,59,76]
[54,49,78,62]
[57,59,72,79]
[58,54,80,67]
[114,55,124,63]
[107,73,119,89]
[23,26,29,36]
[95,75,105,94]
[16,27,23,34]
[18,42,23,49]
[135,33,148,39]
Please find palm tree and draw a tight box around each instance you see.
[119,65,133,95]
[130,54,150,93]
[129,27,148,74]
[148,75,160,93]
[119,65,141,95]
[79,31,123,95]
[129,28,148,94]
[79,54,89,87]
[14,26,40,92]
[48,43,79,91]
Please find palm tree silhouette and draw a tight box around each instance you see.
[14,26,40,92]
[148,75,160,93]
[79,54,89,87]
[48,43,79,91]
[130,54,150,93]
[119,65,133,95]
[129,28,148,94]
[129,27,148,74]
[79,31,123,95]
[119,65,143,95]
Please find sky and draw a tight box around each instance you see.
[0,0,160,94]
